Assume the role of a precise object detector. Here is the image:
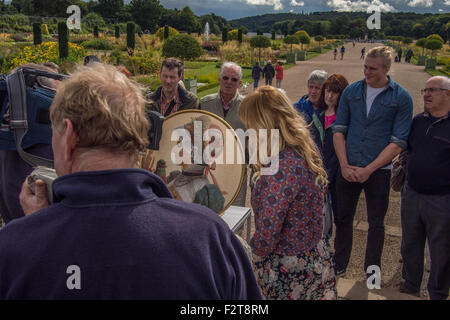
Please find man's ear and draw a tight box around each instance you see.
[62,119,79,162]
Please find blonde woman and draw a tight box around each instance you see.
[238,86,337,300]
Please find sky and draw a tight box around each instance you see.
[160,0,449,20]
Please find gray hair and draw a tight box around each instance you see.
[430,76,450,90]
[307,70,328,85]
[220,62,242,80]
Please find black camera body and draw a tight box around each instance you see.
[146,110,164,150]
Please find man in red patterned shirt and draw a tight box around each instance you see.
[147,58,199,116]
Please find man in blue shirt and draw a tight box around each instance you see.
[332,46,413,277]
[0,63,262,300]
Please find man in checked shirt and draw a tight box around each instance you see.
[147,58,199,116]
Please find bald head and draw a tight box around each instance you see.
[423,76,450,117]
[429,76,450,90]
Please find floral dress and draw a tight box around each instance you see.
[250,147,337,300]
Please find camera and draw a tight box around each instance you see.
[27,166,58,204]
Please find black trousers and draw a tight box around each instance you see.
[401,183,450,300]
[333,169,391,273]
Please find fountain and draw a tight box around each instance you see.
[204,22,210,41]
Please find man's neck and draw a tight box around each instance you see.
[70,149,137,174]
[162,87,177,101]
[220,90,236,105]
[428,108,450,118]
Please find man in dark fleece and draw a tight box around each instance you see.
[0,63,262,300]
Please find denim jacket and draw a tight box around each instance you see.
[333,76,413,167]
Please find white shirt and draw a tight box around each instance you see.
[366,84,392,170]
[366,84,386,116]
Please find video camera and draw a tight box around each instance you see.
[1,67,165,202]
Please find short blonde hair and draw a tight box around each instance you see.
[366,46,393,68]
[50,63,149,157]
[238,86,327,186]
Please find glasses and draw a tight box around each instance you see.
[420,88,448,95]
[222,76,239,82]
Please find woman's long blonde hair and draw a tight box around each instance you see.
[238,86,327,186]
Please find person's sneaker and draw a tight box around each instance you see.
[399,282,420,297]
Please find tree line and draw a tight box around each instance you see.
[1,1,449,42]
[230,11,450,42]
[0,0,234,35]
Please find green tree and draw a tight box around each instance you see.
[295,30,310,51]
[416,38,427,56]
[315,35,324,47]
[58,21,69,59]
[412,24,425,39]
[250,35,271,62]
[156,26,179,40]
[83,12,106,29]
[115,25,120,40]
[227,29,239,41]
[127,22,135,55]
[177,6,200,34]
[33,22,42,45]
[94,26,99,38]
[402,37,413,47]
[129,0,162,33]
[97,0,124,19]
[425,39,443,57]
[283,34,298,53]
[426,34,444,44]
[238,29,243,43]
[222,27,228,43]
[162,34,202,61]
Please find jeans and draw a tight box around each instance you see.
[333,169,391,273]
[265,78,272,86]
[253,79,259,89]
[401,183,450,300]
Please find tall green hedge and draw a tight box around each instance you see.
[94,26,99,38]
[127,22,135,54]
[33,22,42,45]
[58,21,69,59]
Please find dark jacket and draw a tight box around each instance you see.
[252,65,262,80]
[0,169,262,299]
[262,63,275,80]
[146,83,199,115]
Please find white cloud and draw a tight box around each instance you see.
[245,0,283,10]
[444,0,450,5]
[290,0,305,6]
[407,0,433,7]
[326,0,396,12]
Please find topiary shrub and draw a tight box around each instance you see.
[58,21,69,59]
[162,34,202,61]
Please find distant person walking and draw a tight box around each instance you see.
[361,47,366,59]
[275,61,284,88]
[252,61,263,89]
[262,60,275,86]
[334,48,337,60]
[340,46,345,60]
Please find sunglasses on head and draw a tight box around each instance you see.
[222,76,239,82]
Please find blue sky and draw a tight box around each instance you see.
[160,0,449,20]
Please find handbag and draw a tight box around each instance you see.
[391,150,408,192]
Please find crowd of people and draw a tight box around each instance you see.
[0,45,448,300]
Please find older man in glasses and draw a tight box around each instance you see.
[399,76,450,300]
[200,62,247,207]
